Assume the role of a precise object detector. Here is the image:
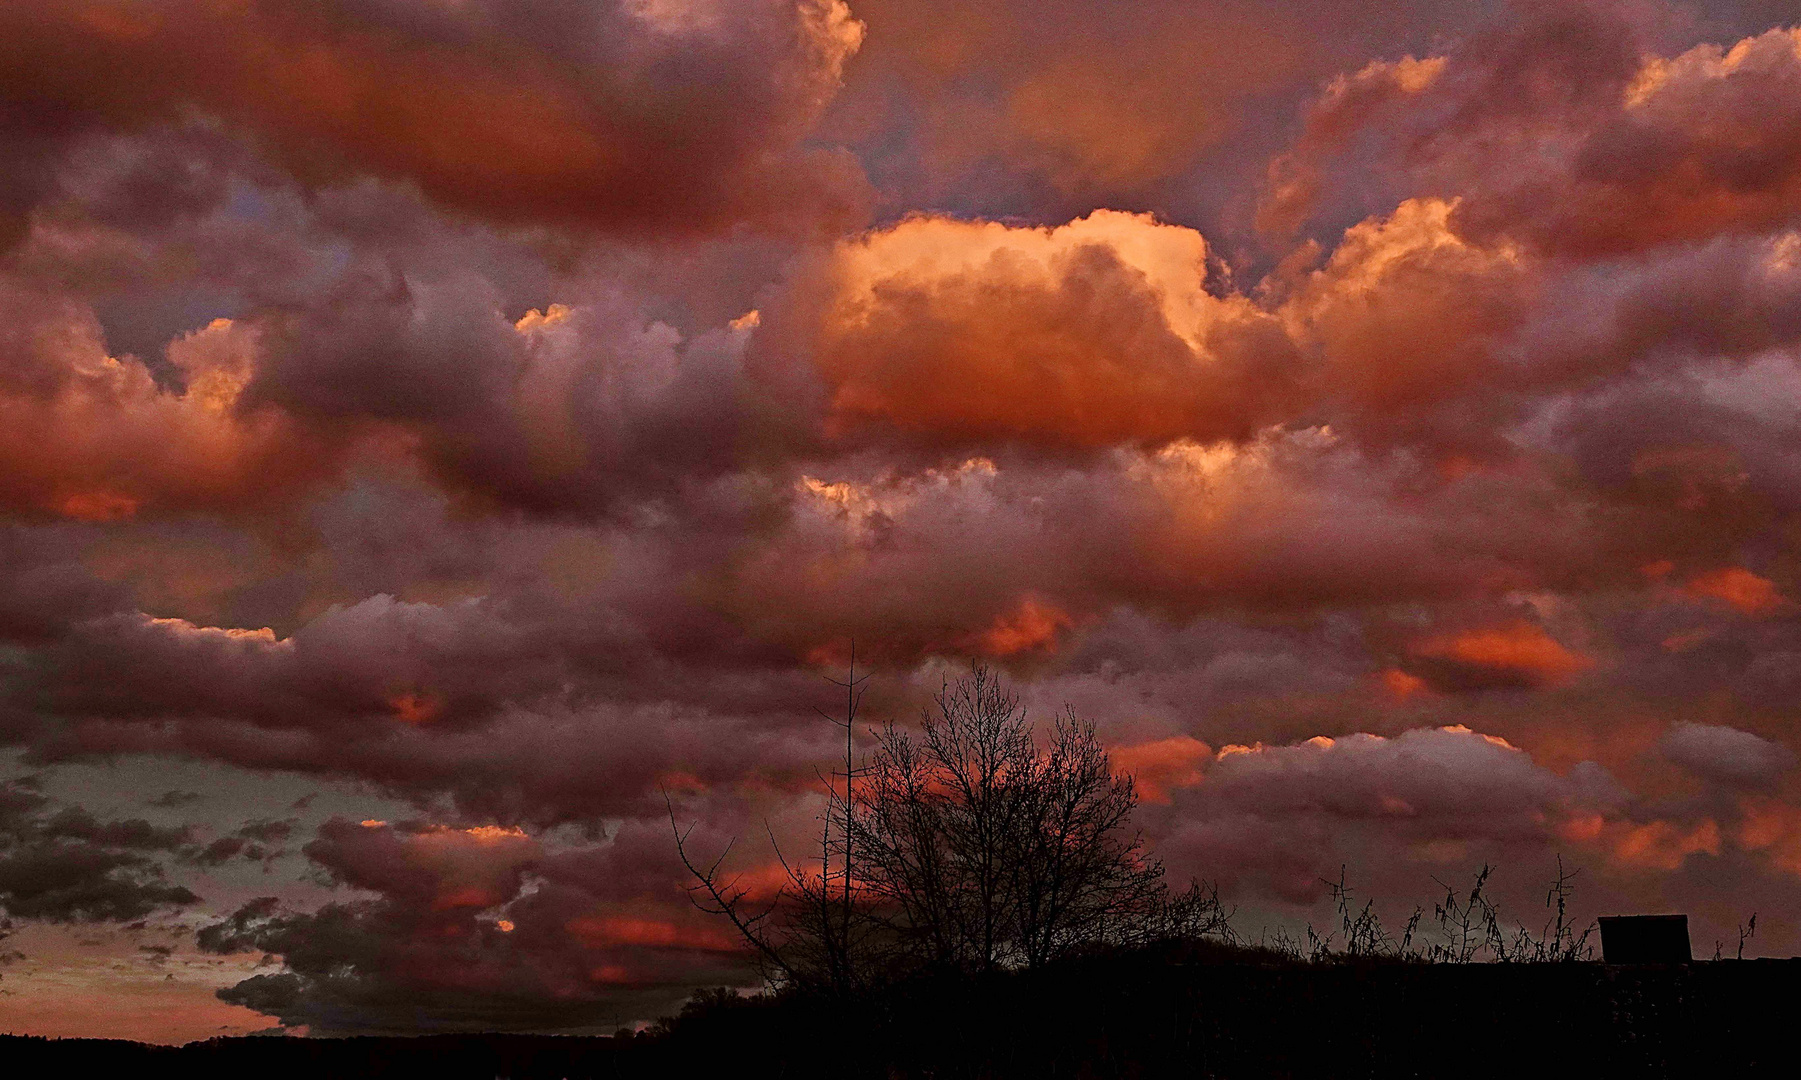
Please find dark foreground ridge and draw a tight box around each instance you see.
[8,946,1801,1078]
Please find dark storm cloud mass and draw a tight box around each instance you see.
[6,0,1801,1038]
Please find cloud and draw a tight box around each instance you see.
[1662,723,1796,787]
[1258,54,1447,238]
[1267,12,1801,259]
[1111,735,1211,804]
[0,286,338,521]
[5,573,845,824]
[1276,197,1530,448]
[1463,26,1801,257]
[1680,568,1787,616]
[1157,725,1622,901]
[197,816,751,1033]
[0,778,198,923]
[6,0,1801,1037]
[247,284,759,514]
[146,790,203,808]
[822,0,1513,223]
[185,817,294,867]
[1408,621,1596,690]
[1149,722,1795,905]
[0,526,131,642]
[764,210,1300,453]
[0,0,868,238]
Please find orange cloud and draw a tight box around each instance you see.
[1735,798,1801,878]
[959,596,1073,657]
[1559,814,1722,872]
[56,490,141,523]
[1377,667,1428,699]
[366,822,539,912]
[566,914,733,951]
[800,210,1299,450]
[387,691,443,726]
[1281,198,1527,418]
[0,305,337,520]
[1682,567,1785,615]
[1110,735,1211,803]
[1411,621,1595,686]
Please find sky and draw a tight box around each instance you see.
[3,0,1801,1042]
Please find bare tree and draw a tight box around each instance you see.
[848,667,1224,973]
[674,664,1227,991]
[672,650,888,993]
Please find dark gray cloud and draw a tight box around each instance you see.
[0,777,197,923]
[147,790,204,808]
[197,817,751,1034]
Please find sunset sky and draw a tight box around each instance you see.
[6,0,1801,1041]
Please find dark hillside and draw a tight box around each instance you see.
[7,949,1800,1078]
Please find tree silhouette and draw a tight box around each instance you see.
[674,664,1224,990]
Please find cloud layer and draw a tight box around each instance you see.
[4,0,1801,1038]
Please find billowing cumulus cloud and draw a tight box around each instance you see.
[6,0,1801,1040]
[1158,726,1623,901]
[1265,10,1801,260]
[0,287,330,520]
[246,284,760,514]
[765,210,1300,452]
[1462,25,1801,257]
[1151,722,1801,912]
